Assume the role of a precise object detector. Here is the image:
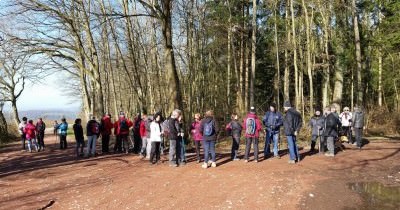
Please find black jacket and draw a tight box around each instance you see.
[168,118,181,140]
[352,111,365,128]
[86,120,100,136]
[200,117,219,141]
[324,113,341,137]
[229,120,242,138]
[283,108,303,136]
[73,124,84,141]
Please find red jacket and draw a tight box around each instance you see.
[139,120,147,138]
[24,123,36,139]
[114,116,133,136]
[243,113,262,138]
[100,115,113,136]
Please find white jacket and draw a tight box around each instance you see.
[339,112,352,127]
[150,121,162,142]
[18,122,27,135]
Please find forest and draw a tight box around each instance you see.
[0,0,399,129]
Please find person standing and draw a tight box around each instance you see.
[86,116,100,157]
[263,103,283,159]
[226,113,242,161]
[308,108,325,153]
[73,118,85,157]
[133,113,142,154]
[35,118,46,151]
[24,120,38,153]
[55,118,68,150]
[283,101,303,164]
[200,110,219,168]
[150,113,163,164]
[18,117,28,150]
[323,106,341,156]
[243,107,262,163]
[190,113,203,163]
[339,107,353,144]
[114,112,133,154]
[100,114,113,154]
[352,106,365,149]
[53,120,59,136]
[139,113,150,158]
[178,115,186,165]
[168,109,182,167]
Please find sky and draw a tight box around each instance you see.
[3,74,81,112]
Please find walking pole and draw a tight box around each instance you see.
[318,129,321,154]
[295,132,301,162]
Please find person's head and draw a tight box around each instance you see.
[61,118,66,123]
[325,106,332,115]
[343,106,350,113]
[141,112,148,120]
[28,120,33,124]
[269,103,276,112]
[38,118,43,122]
[194,113,201,121]
[354,105,362,112]
[283,101,291,112]
[22,117,27,122]
[205,110,214,118]
[54,120,58,124]
[231,113,238,120]
[250,106,256,114]
[331,106,337,113]
[75,118,82,125]
[172,109,182,119]
[154,113,161,122]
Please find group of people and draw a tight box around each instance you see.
[18,117,47,152]
[18,100,365,168]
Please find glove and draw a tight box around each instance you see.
[294,131,298,136]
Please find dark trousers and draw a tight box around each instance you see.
[60,135,67,149]
[114,135,122,153]
[231,136,240,159]
[37,132,45,149]
[21,134,26,150]
[150,142,161,163]
[133,134,142,153]
[342,126,352,143]
[354,128,363,148]
[194,141,202,161]
[244,137,259,161]
[102,134,110,153]
[169,139,181,165]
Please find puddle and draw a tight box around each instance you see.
[348,182,400,210]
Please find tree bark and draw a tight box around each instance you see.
[352,0,363,105]
[250,0,257,107]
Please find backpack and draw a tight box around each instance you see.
[119,120,129,132]
[90,121,99,134]
[246,117,256,135]
[203,120,215,136]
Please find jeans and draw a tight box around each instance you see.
[102,134,110,153]
[286,135,299,161]
[150,142,161,163]
[60,135,67,149]
[354,128,363,148]
[265,132,279,157]
[141,137,148,156]
[86,135,97,156]
[27,138,38,152]
[120,134,129,153]
[180,138,186,162]
[245,137,259,161]
[203,140,216,163]
[326,136,335,155]
[231,136,240,159]
[169,139,181,165]
[194,141,202,161]
[76,139,85,156]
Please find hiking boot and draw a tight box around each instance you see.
[274,155,281,159]
[211,162,217,168]
[288,160,295,164]
[233,158,241,161]
[169,163,178,167]
[325,153,334,157]
[244,159,249,163]
[254,160,258,163]
[197,160,201,163]
[202,163,208,169]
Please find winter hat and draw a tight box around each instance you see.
[270,102,277,109]
[250,106,256,113]
[314,106,321,112]
[284,101,291,108]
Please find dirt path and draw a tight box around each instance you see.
[0,134,399,210]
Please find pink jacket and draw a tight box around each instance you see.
[24,123,37,139]
[190,121,203,141]
[243,113,262,138]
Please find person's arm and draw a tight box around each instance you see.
[276,113,283,127]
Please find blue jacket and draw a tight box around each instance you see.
[56,122,68,136]
[262,111,283,134]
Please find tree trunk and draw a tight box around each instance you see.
[11,97,20,127]
[273,0,280,109]
[250,0,257,107]
[378,50,383,107]
[284,0,290,102]
[352,0,363,105]
[290,0,299,108]
[302,0,313,114]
